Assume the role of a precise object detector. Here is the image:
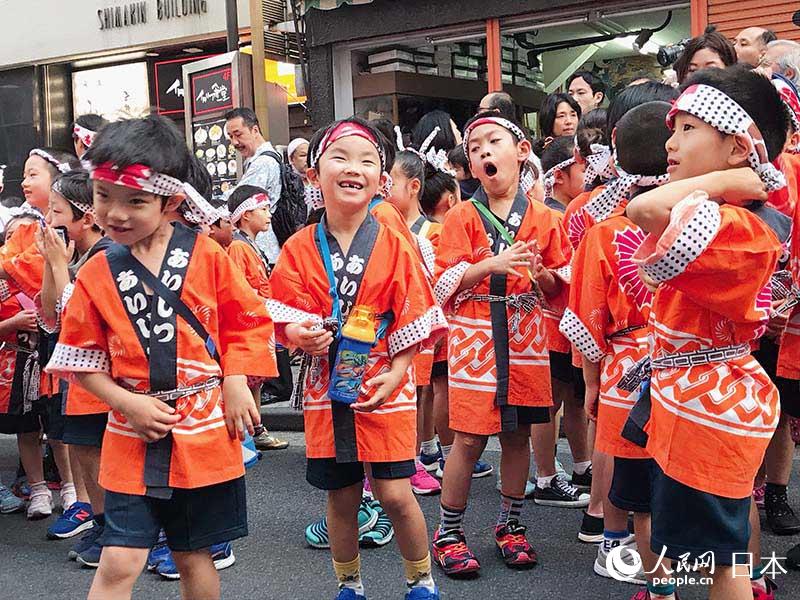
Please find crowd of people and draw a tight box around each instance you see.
[0,22,800,600]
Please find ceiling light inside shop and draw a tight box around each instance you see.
[145,52,160,57]
[183,47,204,54]
[72,51,147,69]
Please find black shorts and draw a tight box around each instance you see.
[549,351,586,399]
[0,410,41,434]
[516,406,551,425]
[609,457,654,514]
[42,394,66,441]
[753,339,800,418]
[431,361,448,379]
[306,457,416,491]
[100,476,248,552]
[650,464,750,566]
[62,413,108,447]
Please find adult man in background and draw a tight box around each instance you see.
[734,27,777,67]
[763,39,800,85]
[566,71,606,113]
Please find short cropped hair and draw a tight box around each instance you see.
[615,102,672,176]
[224,107,259,129]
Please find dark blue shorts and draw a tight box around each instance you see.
[609,457,654,514]
[549,351,586,399]
[62,413,108,447]
[306,457,416,491]
[431,361,448,379]
[100,476,248,552]
[754,339,800,418]
[650,464,750,566]
[42,394,66,441]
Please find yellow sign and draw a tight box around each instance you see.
[240,46,306,104]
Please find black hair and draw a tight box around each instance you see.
[616,102,672,176]
[567,70,607,97]
[369,118,397,172]
[186,156,213,201]
[682,65,790,161]
[209,198,227,228]
[227,184,269,216]
[412,110,458,152]
[29,148,80,178]
[463,110,529,172]
[1,196,24,209]
[540,136,576,174]
[578,108,607,137]
[53,169,93,220]
[84,114,192,184]
[447,145,470,177]
[73,114,108,134]
[539,92,582,139]
[674,26,737,84]
[393,150,426,191]
[224,107,259,129]
[759,29,778,46]
[607,82,679,152]
[420,164,458,216]
[481,92,517,121]
[308,117,389,176]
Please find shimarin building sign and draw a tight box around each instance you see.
[97,0,209,31]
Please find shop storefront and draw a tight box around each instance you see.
[304,0,694,132]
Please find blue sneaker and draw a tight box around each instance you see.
[68,524,102,560]
[76,538,102,568]
[0,484,24,514]
[335,589,366,600]
[435,458,494,479]
[405,586,440,599]
[210,542,235,570]
[47,501,94,539]
[418,447,442,472]
[156,549,180,580]
[147,531,170,571]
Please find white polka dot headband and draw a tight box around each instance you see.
[542,157,576,200]
[395,125,457,177]
[29,149,71,174]
[90,162,184,196]
[667,84,786,191]
[584,160,669,224]
[582,143,615,188]
[231,192,269,224]
[181,182,221,227]
[51,178,94,216]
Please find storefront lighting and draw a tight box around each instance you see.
[146,52,160,57]
[72,51,147,69]
[183,47,205,54]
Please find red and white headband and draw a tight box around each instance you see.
[772,74,800,153]
[73,124,97,149]
[463,116,526,163]
[542,157,576,200]
[51,178,94,216]
[181,183,221,227]
[231,192,269,224]
[667,84,786,191]
[29,149,71,174]
[310,121,386,172]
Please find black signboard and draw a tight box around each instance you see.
[191,117,238,201]
[154,54,214,115]
[190,67,234,116]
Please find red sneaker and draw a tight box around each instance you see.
[494,520,537,569]
[432,528,480,578]
[629,590,649,600]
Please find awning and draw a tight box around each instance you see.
[302,0,374,14]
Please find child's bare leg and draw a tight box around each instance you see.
[440,432,488,509]
[88,546,148,600]
[709,565,752,600]
[17,431,44,483]
[562,388,591,464]
[327,483,362,563]
[71,445,104,513]
[172,549,220,600]
[49,439,74,485]
[68,446,90,503]
[498,427,531,498]
[587,447,611,519]
[530,420,557,478]
[417,385,435,449]
[369,475,429,560]
[431,375,454,452]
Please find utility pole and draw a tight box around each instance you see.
[226,0,239,52]
[249,0,270,140]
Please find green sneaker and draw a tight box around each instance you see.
[305,499,378,549]
[359,499,394,548]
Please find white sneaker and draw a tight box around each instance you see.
[27,488,54,520]
[60,485,77,511]
[593,534,645,585]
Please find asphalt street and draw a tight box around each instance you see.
[1,432,799,600]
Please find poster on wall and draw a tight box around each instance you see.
[190,66,235,116]
[154,54,216,116]
[192,117,238,200]
[72,62,150,121]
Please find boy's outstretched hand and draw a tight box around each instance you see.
[351,367,404,413]
[223,374,261,440]
[286,320,334,356]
